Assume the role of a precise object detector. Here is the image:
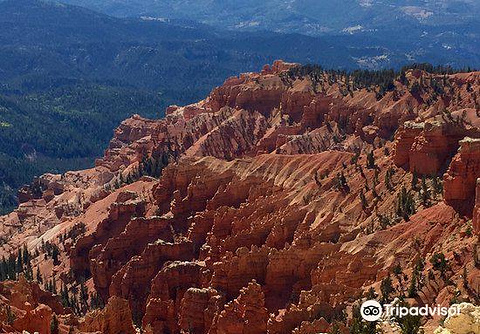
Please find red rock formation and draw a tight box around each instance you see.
[0,277,67,334]
[79,296,135,334]
[70,191,147,279]
[444,137,480,203]
[473,181,480,235]
[211,246,269,300]
[214,280,268,334]
[1,63,480,333]
[393,121,427,168]
[143,261,205,333]
[394,120,477,175]
[90,216,173,297]
[178,287,224,333]
[109,239,195,320]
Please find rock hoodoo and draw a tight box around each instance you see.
[1,62,480,333]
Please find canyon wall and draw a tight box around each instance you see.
[1,62,480,333]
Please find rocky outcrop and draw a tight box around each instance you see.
[393,120,475,175]
[434,303,480,334]
[90,216,173,297]
[214,280,268,334]
[206,73,286,116]
[79,296,135,334]
[211,246,269,300]
[178,287,224,333]
[261,60,299,75]
[444,137,480,203]
[473,180,480,235]
[143,261,205,333]
[12,303,52,334]
[70,191,146,279]
[0,277,66,334]
[109,239,195,320]
[1,63,480,334]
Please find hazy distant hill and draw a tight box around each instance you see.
[57,0,480,69]
[56,0,480,30]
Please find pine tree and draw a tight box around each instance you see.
[350,304,377,334]
[385,167,394,191]
[432,175,443,196]
[430,253,449,279]
[334,172,349,192]
[393,263,403,281]
[52,245,60,266]
[396,186,416,220]
[0,257,7,281]
[61,283,70,307]
[366,286,377,300]
[351,151,360,165]
[52,276,57,295]
[380,275,394,303]
[24,262,33,281]
[8,256,16,280]
[6,305,15,325]
[360,190,368,210]
[411,171,418,190]
[16,249,23,273]
[420,175,430,206]
[366,151,375,169]
[22,244,30,265]
[408,272,418,297]
[36,266,42,283]
[50,314,59,334]
[80,281,89,309]
[395,298,422,334]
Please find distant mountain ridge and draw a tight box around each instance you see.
[54,0,480,70]
[54,0,480,29]
[56,0,480,33]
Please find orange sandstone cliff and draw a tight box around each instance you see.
[0,60,480,333]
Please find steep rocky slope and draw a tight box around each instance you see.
[0,61,479,333]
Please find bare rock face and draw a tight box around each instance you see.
[434,303,480,334]
[13,304,52,334]
[79,296,135,334]
[0,277,66,334]
[90,216,173,297]
[183,108,269,160]
[143,261,205,333]
[215,280,268,334]
[393,120,475,175]
[408,122,459,174]
[178,287,224,333]
[109,239,195,320]
[70,192,146,280]
[473,180,480,235]
[206,73,286,116]
[451,137,480,234]
[1,63,480,333]
[444,138,480,203]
